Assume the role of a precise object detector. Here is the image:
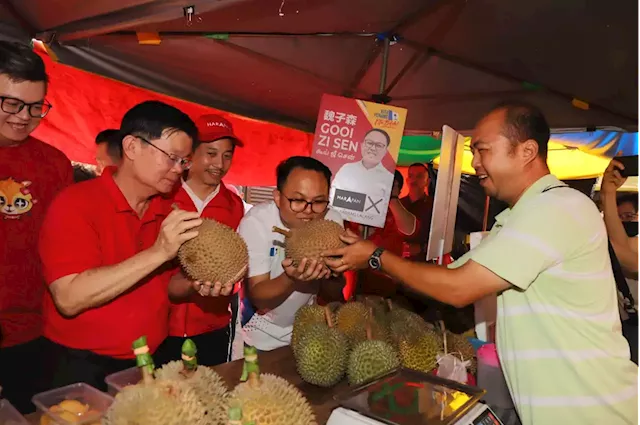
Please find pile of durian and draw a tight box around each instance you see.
[103,337,317,425]
[292,296,477,388]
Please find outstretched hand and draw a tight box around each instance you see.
[601,151,628,195]
[322,228,377,273]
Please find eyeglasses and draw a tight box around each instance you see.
[0,96,52,118]
[135,135,192,170]
[620,212,638,221]
[286,197,330,213]
[364,140,387,150]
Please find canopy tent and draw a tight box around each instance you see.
[0,0,636,135]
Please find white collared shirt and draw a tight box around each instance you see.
[181,179,220,214]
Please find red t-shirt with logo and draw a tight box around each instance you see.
[168,183,244,337]
[0,137,73,347]
[39,167,173,359]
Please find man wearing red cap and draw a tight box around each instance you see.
[163,114,245,366]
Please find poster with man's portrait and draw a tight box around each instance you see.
[312,94,407,227]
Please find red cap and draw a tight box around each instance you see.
[195,114,243,146]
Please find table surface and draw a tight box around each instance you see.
[25,346,349,425]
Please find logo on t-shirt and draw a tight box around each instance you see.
[0,177,38,220]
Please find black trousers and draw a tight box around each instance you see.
[0,337,50,414]
[43,338,138,392]
[622,318,638,365]
[154,327,230,367]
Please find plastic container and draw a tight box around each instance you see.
[476,343,514,409]
[32,383,114,425]
[105,367,141,396]
[0,399,29,424]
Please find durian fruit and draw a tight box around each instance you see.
[387,301,430,346]
[272,219,345,266]
[447,331,477,374]
[103,379,208,425]
[291,304,329,358]
[230,346,318,425]
[295,306,349,387]
[347,321,400,386]
[336,301,368,346]
[397,329,443,374]
[154,340,229,425]
[178,218,248,285]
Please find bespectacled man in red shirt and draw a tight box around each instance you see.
[0,41,73,413]
[39,101,202,391]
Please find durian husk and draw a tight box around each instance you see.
[278,219,346,266]
[102,379,208,425]
[295,306,349,387]
[397,329,443,374]
[291,304,330,359]
[446,331,477,374]
[229,374,318,425]
[347,339,400,387]
[178,218,248,286]
[154,361,229,425]
[336,302,368,346]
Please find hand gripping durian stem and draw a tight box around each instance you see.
[324,305,334,328]
[272,226,291,237]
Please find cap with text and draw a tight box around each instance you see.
[196,114,243,146]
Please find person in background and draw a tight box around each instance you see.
[38,101,201,390]
[95,128,122,174]
[601,158,639,273]
[72,163,97,182]
[0,40,73,413]
[162,115,244,366]
[348,170,418,297]
[234,156,345,355]
[323,102,638,425]
[400,163,434,261]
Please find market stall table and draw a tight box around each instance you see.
[25,346,348,424]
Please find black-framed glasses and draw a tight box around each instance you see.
[135,135,192,170]
[286,197,330,213]
[0,96,52,118]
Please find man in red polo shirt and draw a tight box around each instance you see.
[0,41,73,413]
[38,100,201,390]
[161,115,244,366]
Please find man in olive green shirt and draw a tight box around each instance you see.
[323,102,638,425]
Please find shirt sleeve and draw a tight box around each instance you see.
[469,198,592,290]
[238,213,273,278]
[38,190,103,284]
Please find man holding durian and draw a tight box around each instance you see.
[323,102,638,425]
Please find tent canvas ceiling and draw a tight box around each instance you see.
[0,0,636,134]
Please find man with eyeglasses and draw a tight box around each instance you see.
[38,101,202,390]
[331,128,395,216]
[232,156,345,355]
[0,41,73,413]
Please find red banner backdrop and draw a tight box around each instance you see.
[31,49,313,187]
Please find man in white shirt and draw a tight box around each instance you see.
[235,156,345,354]
[331,128,394,215]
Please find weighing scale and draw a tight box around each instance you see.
[327,369,504,425]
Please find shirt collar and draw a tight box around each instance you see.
[181,179,221,205]
[494,174,563,226]
[100,166,171,218]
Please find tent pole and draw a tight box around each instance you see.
[379,36,391,94]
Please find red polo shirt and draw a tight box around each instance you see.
[38,167,173,359]
[0,137,73,347]
[168,182,244,337]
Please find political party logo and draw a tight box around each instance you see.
[332,189,366,212]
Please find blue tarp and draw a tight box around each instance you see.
[552,131,639,157]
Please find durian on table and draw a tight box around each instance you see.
[178,217,249,286]
[294,305,349,387]
[272,219,346,266]
[229,346,318,425]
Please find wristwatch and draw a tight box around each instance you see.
[368,247,385,271]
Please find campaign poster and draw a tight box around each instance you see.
[312,94,407,228]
